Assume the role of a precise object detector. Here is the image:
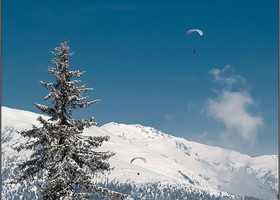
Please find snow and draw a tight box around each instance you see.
[1,107,278,200]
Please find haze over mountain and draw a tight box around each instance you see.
[2,107,277,199]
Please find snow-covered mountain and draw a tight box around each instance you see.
[2,107,278,200]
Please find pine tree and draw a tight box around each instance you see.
[12,41,126,200]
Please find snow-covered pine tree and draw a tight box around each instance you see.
[12,41,126,200]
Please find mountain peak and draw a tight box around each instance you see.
[101,122,173,141]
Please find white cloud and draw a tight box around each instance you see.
[206,91,262,141]
[222,169,275,199]
[205,65,262,143]
[209,65,245,89]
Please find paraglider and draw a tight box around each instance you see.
[185,29,203,38]
[185,29,203,53]
[130,157,146,164]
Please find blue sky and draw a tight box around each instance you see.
[2,0,278,156]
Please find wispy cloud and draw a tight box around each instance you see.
[164,114,176,121]
[172,75,196,82]
[80,4,137,11]
[195,131,217,146]
[209,65,246,89]
[204,65,262,144]
[222,169,275,199]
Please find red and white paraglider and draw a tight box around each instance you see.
[185,29,203,53]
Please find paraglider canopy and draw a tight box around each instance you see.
[130,157,146,164]
[185,29,203,38]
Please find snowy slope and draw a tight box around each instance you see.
[1,107,278,200]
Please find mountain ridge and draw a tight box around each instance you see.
[1,107,277,199]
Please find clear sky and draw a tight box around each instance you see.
[2,0,278,156]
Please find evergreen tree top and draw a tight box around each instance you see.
[35,41,101,125]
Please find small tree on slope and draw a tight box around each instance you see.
[12,41,126,200]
